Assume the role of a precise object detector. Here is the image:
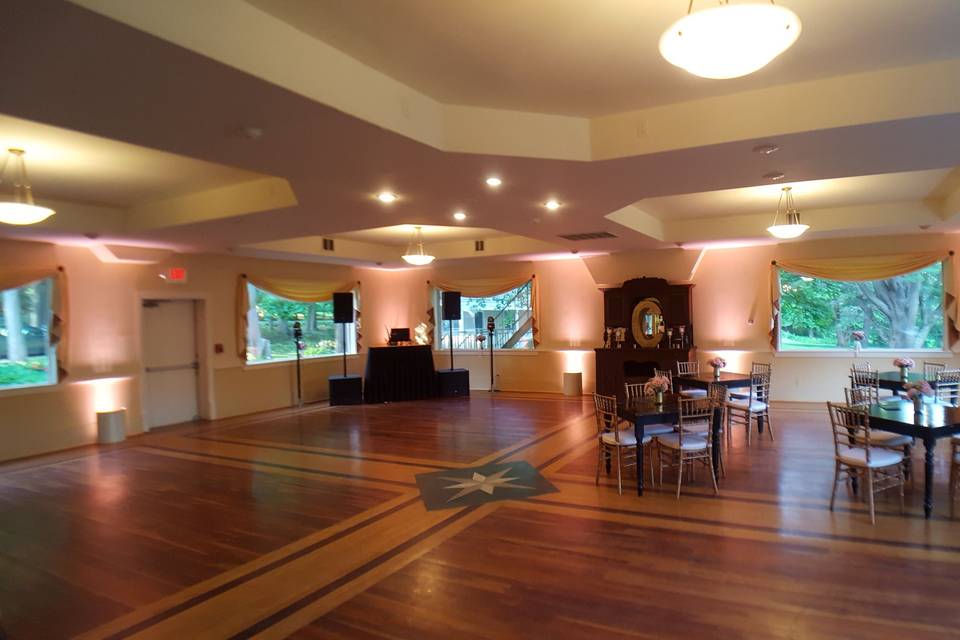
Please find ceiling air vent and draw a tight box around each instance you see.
[322,238,335,251]
[475,240,485,252]
[557,231,617,241]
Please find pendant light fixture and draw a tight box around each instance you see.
[767,186,808,239]
[0,148,56,225]
[401,225,435,265]
[659,1,801,80]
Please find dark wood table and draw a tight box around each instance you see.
[673,371,765,431]
[875,371,940,393]
[867,399,960,518]
[619,393,724,496]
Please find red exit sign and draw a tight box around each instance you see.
[161,267,188,283]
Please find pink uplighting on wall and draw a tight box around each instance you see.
[78,376,130,413]
[562,350,591,374]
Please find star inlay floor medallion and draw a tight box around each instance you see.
[415,461,558,511]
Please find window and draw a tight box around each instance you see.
[435,281,534,350]
[778,262,945,351]
[0,278,57,389]
[246,285,356,363]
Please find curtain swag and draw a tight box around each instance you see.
[0,265,69,380]
[237,274,359,359]
[426,275,540,346]
[769,251,958,350]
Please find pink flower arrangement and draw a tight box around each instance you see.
[851,330,865,342]
[904,380,933,400]
[708,357,727,369]
[893,357,915,369]
[644,375,671,395]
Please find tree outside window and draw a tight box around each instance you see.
[246,285,356,363]
[0,278,57,388]
[779,263,944,350]
[436,281,534,350]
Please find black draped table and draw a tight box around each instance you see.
[364,345,437,403]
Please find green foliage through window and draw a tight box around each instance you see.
[246,285,356,363]
[779,263,944,350]
[0,278,56,389]
[436,281,534,350]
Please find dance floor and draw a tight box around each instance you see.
[1,393,958,639]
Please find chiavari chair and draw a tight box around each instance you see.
[924,361,946,381]
[656,395,719,498]
[623,382,676,437]
[935,369,960,407]
[730,362,771,399]
[676,360,707,398]
[849,365,880,396]
[726,372,774,444]
[844,386,913,481]
[593,393,655,495]
[827,402,905,525]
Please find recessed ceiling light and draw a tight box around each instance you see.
[453,211,467,221]
[752,143,779,155]
[485,176,502,187]
[763,171,786,181]
[376,191,398,203]
[544,199,562,211]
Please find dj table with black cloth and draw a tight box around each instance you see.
[364,345,437,403]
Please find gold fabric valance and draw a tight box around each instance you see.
[770,251,958,350]
[427,275,540,346]
[0,266,69,379]
[236,274,358,359]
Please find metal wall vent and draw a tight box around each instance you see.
[557,231,617,241]
[322,238,335,251]
[475,240,485,251]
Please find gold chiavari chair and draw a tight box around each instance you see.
[676,361,707,398]
[656,396,719,498]
[730,362,771,399]
[950,436,959,519]
[726,372,773,444]
[844,386,913,481]
[924,361,946,381]
[827,402,905,525]
[935,369,960,407]
[593,393,655,495]
[624,383,676,437]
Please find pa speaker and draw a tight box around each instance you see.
[333,292,354,324]
[441,291,461,321]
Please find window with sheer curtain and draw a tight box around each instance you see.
[778,262,945,351]
[434,280,534,350]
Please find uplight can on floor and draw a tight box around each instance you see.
[96,408,127,444]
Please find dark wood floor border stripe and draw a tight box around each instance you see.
[102,495,423,640]
[189,435,452,470]
[525,499,960,553]
[140,445,419,488]
[554,474,955,522]
[535,433,597,470]
[228,505,481,639]
[487,412,592,465]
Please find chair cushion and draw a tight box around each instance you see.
[726,399,767,412]
[837,446,903,469]
[679,388,707,398]
[602,431,652,447]
[869,431,912,448]
[640,423,676,436]
[657,433,708,451]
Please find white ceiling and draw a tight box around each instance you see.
[334,224,511,246]
[640,168,954,220]
[246,0,960,117]
[0,114,266,208]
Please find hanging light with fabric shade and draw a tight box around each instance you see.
[0,148,56,225]
[401,226,435,265]
[659,1,802,80]
[767,186,809,239]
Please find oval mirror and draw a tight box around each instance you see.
[630,297,664,348]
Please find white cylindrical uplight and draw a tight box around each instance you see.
[659,3,802,79]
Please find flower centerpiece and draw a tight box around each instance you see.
[904,380,933,414]
[893,357,915,383]
[644,375,671,405]
[851,330,865,356]
[708,356,727,380]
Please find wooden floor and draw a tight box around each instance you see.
[1,394,959,639]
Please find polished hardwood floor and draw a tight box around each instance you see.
[1,393,958,638]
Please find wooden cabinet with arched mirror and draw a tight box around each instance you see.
[595,277,696,400]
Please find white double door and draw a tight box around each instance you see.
[141,299,199,429]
